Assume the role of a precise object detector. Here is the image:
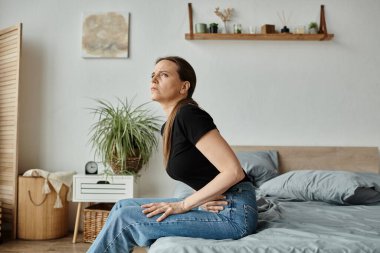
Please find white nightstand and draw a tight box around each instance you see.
[72,174,135,243]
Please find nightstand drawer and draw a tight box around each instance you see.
[73,175,134,202]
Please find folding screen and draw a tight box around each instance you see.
[0,23,22,240]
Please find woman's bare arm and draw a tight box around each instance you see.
[182,129,245,210]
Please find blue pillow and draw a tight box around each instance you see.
[236,151,279,187]
[259,170,380,205]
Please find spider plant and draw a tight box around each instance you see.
[88,98,161,175]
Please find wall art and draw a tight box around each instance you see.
[82,12,129,58]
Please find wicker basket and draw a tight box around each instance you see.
[110,156,142,174]
[83,203,114,243]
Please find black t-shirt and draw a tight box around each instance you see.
[162,104,219,190]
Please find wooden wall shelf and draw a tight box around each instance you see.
[186,3,334,42]
[185,33,334,41]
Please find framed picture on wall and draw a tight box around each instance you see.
[81,11,130,58]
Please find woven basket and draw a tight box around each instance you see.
[83,203,114,243]
[110,156,142,174]
[18,176,69,240]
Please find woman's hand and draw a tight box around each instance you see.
[141,201,189,222]
[200,195,228,213]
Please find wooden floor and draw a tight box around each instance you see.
[0,234,147,253]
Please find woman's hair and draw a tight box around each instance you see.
[156,56,197,167]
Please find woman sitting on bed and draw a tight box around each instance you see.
[87,56,258,253]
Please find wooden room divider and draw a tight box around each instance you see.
[0,23,22,240]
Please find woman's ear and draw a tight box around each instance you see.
[180,81,191,94]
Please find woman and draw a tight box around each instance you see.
[87,56,257,253]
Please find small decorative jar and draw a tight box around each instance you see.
[281,26,290,33]
[209,23,218,33]
[195,23,207,33]
[233,24,242,34]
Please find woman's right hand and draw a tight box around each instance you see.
[200,195,228,213]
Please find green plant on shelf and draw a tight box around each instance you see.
[308,22,319,34]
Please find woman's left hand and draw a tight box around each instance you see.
[141,201,189,222]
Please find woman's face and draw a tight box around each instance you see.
[151,60,186,103]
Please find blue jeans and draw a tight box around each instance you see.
[87,181,257,253]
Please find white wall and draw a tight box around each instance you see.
[1,0,379,230]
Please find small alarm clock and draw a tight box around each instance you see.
[85,161,98,175]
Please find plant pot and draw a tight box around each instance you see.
[110,156,143,174]
[209,25,218,33]
[309,28,318,34]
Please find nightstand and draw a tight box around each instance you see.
[72,174,135,243]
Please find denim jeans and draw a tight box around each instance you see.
[87,181,257,253]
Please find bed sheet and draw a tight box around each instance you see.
[149,198,380,253]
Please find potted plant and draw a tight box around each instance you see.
[308,22,318,34]
[214,7,233,33]
[88,98,161,176]
[209,23,218,33]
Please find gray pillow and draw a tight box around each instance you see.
[236,151,279,187]
[173,150,279,197]
[259,170,380,205]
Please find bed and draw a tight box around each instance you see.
[148,146,380,253]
